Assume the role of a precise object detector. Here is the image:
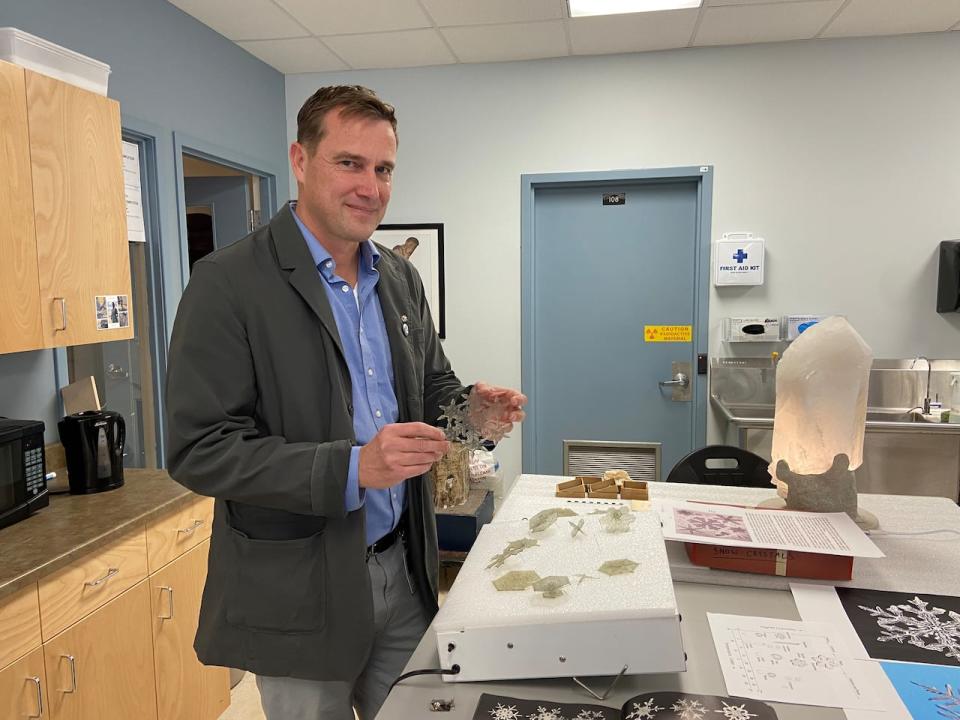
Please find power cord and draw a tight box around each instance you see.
[387,665,460,694]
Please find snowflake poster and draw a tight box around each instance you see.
[878,660,960,719]
[473,694,617,720]
[471,692,777,720]
[835,587,960,667]
[620,693,776,720]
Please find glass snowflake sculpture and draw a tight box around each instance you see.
[858,595,960,662]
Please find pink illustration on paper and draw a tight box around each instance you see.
[674,509,752,541]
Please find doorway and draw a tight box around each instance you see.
[182,153,268,270]
[521,167,713,477]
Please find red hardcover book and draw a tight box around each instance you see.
[684,543,854,580]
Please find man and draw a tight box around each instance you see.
[165,85,525,720]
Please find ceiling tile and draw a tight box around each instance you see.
[167,0,308,40]
[821,0,960,38]
[274,0,432,35]
[694,1,843,46]
[237,37,348,73]
[442,21,568,63]
[569,9,699,54]
[420,0,564,27]
[323,29,456,69]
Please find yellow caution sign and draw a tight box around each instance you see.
[644,325,693,343]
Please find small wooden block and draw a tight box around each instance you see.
[60,375,101,415]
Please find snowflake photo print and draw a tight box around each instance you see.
[473,692,777,720]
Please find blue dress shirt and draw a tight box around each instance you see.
[292,205,403,547]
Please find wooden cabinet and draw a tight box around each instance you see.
[0,647,47,720]
[150,540,229,720]
[38,529,148,640]
[42,581,158,720]
[146,496,215,573]
[0,61,43,353]
[0,60,132,355]
[0,584,42,671]
[0,493,229,719]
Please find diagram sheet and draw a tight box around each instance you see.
[707,613,896,710]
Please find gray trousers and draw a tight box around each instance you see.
[256,539,430,720]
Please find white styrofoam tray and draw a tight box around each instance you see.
[434,507,685,681]
[0,27,110,95]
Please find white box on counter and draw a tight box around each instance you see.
[433,506,685,682]
[0,27,110,95]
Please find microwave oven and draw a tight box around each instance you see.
[0,419,49,531]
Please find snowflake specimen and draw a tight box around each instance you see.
[573,711,606,720]
[490,704,522,720]
[858,595,960,662]
[670,698,707,720]
[713,701,758,720]
[526,706,567,720]
[625,698,664,719]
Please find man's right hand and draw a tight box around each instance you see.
[358,422,449,489]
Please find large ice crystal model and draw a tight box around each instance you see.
[768,316,873,522]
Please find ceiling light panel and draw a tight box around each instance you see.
[568,0,702,17]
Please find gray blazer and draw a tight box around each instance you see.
[165,204,464,681]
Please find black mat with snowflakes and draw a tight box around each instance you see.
[835,587,960,667]
[473,692,776,720]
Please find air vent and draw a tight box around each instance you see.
[562,440,661,483]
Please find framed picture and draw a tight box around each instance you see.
[372,223,445,338]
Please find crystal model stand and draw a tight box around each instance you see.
[758,452,879,530]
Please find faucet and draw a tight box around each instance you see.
[910,356,933,414]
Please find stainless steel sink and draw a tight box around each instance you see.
[865,409,929,423]
[718,404,941,426]
[710,358,960,501]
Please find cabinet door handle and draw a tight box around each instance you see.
[84,567,119,588]
[177,519,204,535]
[54,297,67,332]
[27,675,43,718]
[158,585,174,620]
[60,655,77,694]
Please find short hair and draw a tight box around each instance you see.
[296,85,397,151]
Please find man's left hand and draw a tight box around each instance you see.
[468,382,527,443]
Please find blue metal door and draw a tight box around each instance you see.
[522,170,711,477]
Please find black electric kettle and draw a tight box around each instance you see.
[58,410,126,494]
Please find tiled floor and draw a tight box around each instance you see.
[220,673,265,720]
[217,563,460,718]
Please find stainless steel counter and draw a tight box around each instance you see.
[711,358,960,501]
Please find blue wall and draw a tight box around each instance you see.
[0,0,290,439]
